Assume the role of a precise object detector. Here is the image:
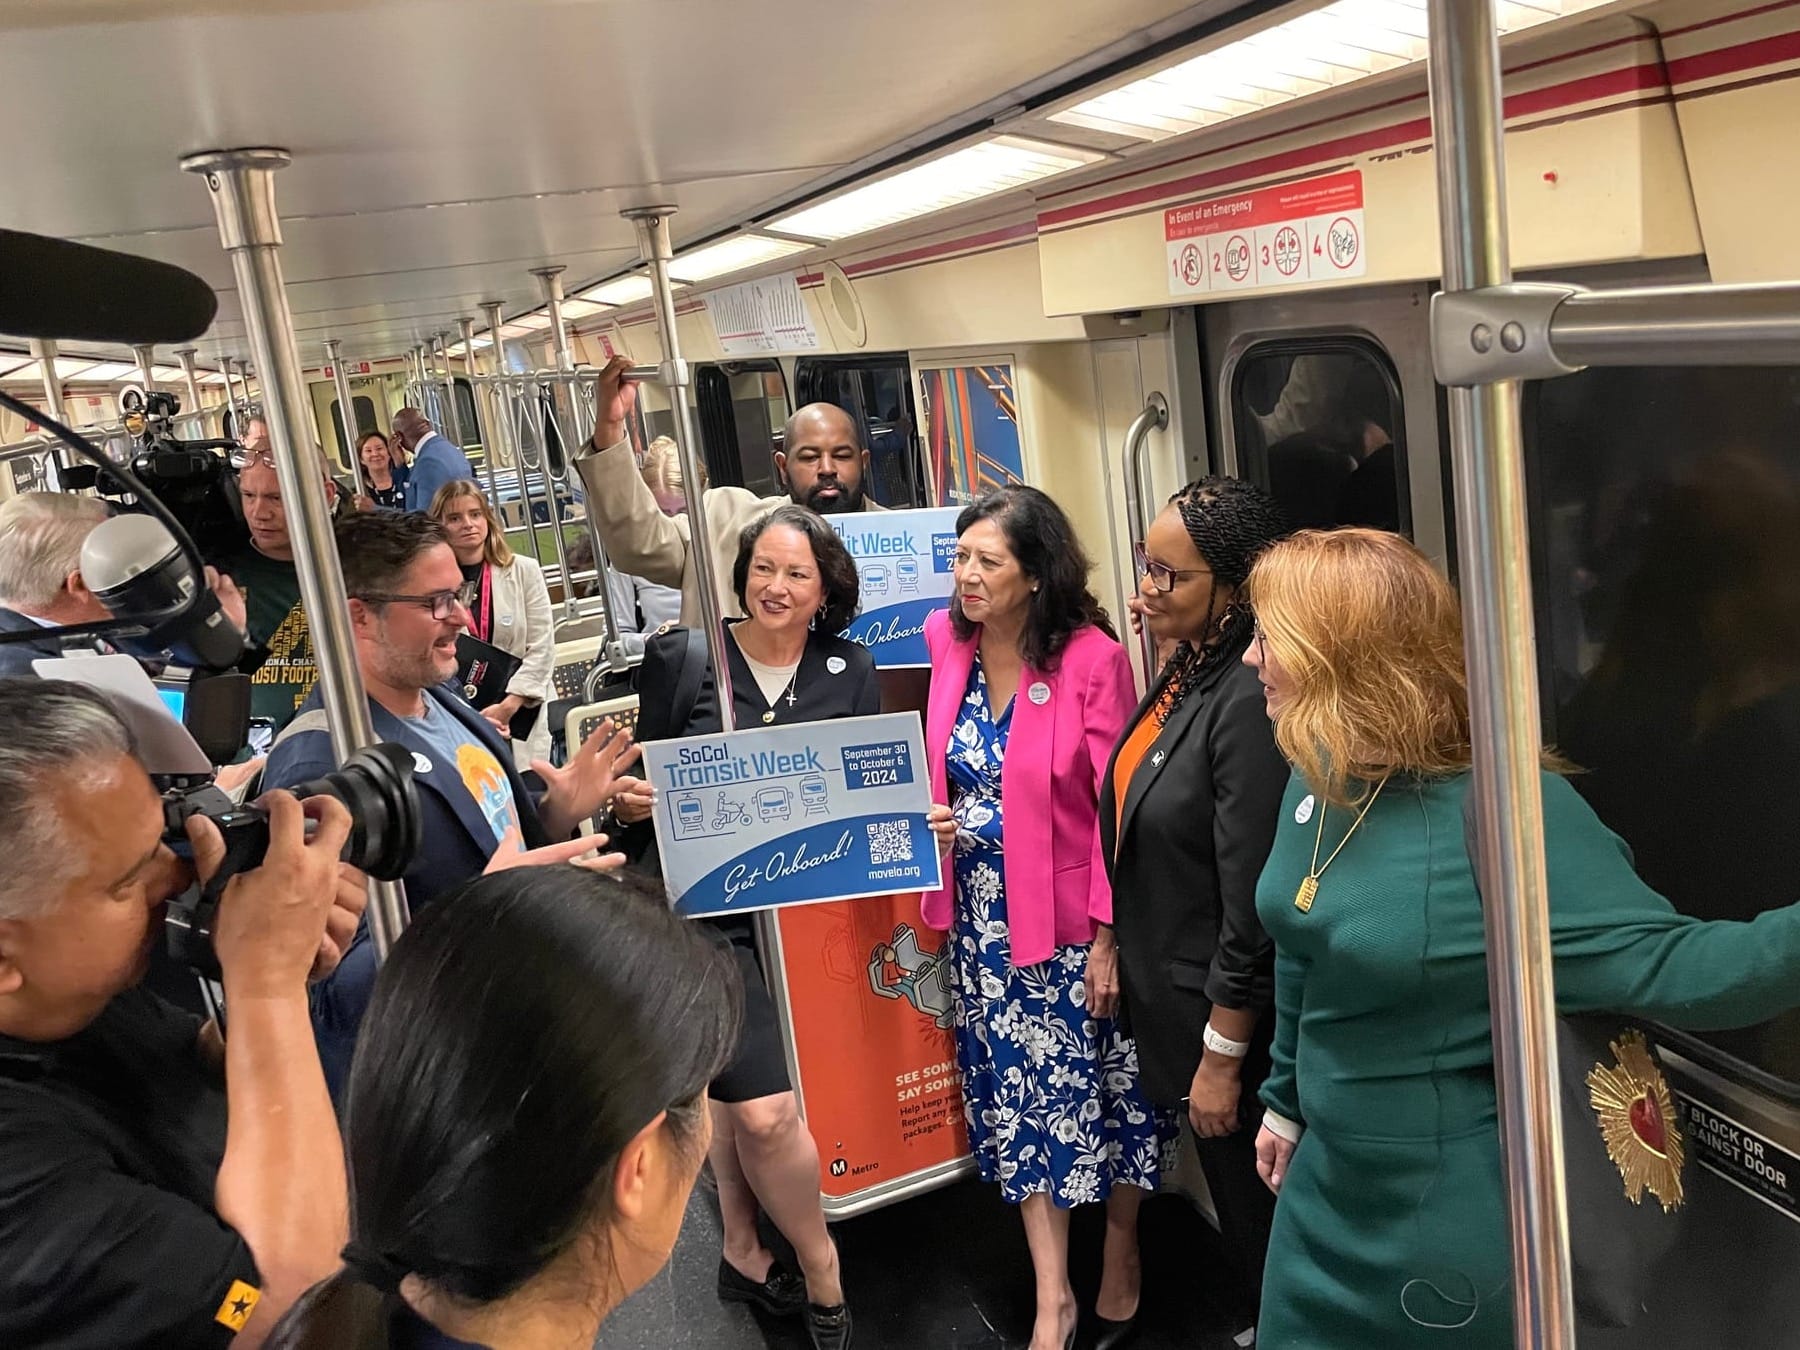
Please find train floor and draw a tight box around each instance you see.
[596,1174,1255,1350]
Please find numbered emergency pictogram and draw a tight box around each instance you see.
[1327,215,1361,270]
[1224,234,1252,281]
[1273,225,1303,276]
[1174,242,1203,289]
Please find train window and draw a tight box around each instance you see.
[328,395,381,457]
[449,377,480,450]
[795,354,927,508]
[696,361,790,497]
[1525,366,1800,1089]
[1230,339,1409,536]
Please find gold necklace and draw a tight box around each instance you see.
[1295,775,1391,913]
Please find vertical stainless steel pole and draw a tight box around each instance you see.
[29,339,71,480]
[323,338,369,499]
[174,348,205,425]
[532,266,594,627]
[434,333,467,450]
[133,344,158,393]
[484,300,547,568]
[461,315,507,506]
[182,147,410,959]
[626,208,732,718]
[224,358,248,435]
[1426,6,1573,1347]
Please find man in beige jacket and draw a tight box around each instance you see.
[574,355,886,627]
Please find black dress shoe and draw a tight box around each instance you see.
[1091,1311,1138,1350]
[716,1257,806,1318]
[807,1300,853,1350]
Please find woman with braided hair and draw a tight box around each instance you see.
[1098,476,1292,1345]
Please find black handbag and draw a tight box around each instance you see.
[1461,792,1686,1329]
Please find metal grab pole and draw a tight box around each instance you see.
[133,344,157,393]
[476,303,515,507]
[1120,393,1169,680]
[461,315,506,509]
[224,358,247,435]
[323,338,368,499]
[1425,6,1574,1347]
[174,348,205,425]
[434,333,467,450]
[29,339,71,481]
[533,265,604,630]
[626,207,734,722]
[182,147,410,960]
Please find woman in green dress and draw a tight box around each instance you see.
[1239,527,1800,1348]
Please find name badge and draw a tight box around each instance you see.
[1027,681,1051,706]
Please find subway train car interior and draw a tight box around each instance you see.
[3,1,1800,1347]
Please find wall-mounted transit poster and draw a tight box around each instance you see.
[918,363,1024,508]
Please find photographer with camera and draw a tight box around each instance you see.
[0,680,365,1349]
[264,510,639,1101]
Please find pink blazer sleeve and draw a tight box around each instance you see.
[1082,638,1138,925]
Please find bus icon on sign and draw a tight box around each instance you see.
[756,786,793,822]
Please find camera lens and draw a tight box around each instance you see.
[286,743,422,880]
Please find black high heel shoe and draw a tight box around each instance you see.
[1091,1310,1138,1350]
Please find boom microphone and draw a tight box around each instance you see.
[0,229,218,344]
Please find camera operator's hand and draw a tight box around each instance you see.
[311,863,369,983]
[187,793,351,1002]
[483,826,627,874]
[533,718,642,841]
[205,565,248,634]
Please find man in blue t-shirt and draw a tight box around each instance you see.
[262,511,637,1100]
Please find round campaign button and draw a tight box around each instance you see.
[1295,794,1315,824]
[412,752,434,775]
[826,656,847,674]
[1027,682,1051,706]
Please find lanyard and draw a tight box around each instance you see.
[466,563,493,643]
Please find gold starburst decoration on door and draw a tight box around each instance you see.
[1587,1029,1685,1212]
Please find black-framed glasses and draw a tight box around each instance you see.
[1133,541,1211,595]
[354,589,465,621]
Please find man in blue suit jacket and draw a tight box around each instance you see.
[262,510,636,1100]
[392,406,475,512]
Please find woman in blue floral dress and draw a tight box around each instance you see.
[922,487,1176,1350]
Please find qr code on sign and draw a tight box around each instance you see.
[866,820,913,865]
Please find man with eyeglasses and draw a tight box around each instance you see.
[260,510,637,1102]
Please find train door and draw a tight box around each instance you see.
[795,353,928,509]
[1199,282,1447,566]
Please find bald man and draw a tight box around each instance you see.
[573,357,885,626]
[392,406,474,513]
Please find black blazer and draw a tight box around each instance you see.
[1098,636,1290,1104]
[0,605,74,679]
[616,623,881,865]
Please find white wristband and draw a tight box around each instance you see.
[1203,1024,1250,1058]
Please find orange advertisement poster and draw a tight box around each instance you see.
[775,890,971,1206]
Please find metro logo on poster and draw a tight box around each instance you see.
[1166,169,1368,296]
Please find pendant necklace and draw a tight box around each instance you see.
[761,666,800,724]
[1295,774,1392,912]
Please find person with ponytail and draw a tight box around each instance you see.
[1098,476,1292,1346]
[268,866,740,1350]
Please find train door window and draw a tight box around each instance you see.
[696,360,790,497]
[450,377,480,450]
[795,354,927,508]
[1229,340,1409,536]
[328,395,381,458]
[1525,366,1800,1088]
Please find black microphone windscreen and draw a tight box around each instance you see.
[0,229,218,345]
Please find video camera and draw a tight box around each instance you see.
[63,387,249,559]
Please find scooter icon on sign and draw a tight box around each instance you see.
[712,794,752,830]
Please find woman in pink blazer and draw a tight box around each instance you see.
[921,485,1175,1350]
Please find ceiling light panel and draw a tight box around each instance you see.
[579,275,656,307]
[668,234,815,283]
[64,361,137,381]
[560,299,611,319]
[771,136,1105,241]
[1049,0,1614,142]
[511,312,554,330]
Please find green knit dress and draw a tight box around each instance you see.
[1255,769,1800,1348]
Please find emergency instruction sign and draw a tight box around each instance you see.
[645,712,942,918]
[830,506,961,668]
[1166,169,1367,297]
[1679,1095,1800,1223]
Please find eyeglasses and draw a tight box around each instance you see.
[230,447,277,470]
[354,590,466,621]
[1133,541,1211,595]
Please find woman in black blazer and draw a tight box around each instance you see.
[1097,477,1291,1343]
[607,504,874,1350]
